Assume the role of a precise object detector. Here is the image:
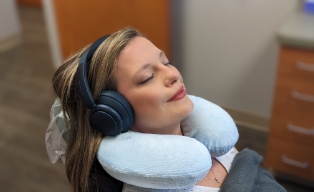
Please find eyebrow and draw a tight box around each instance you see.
[134,51,165,76]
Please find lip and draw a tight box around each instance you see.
[168,86,187,102]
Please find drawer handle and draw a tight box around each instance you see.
[291,90,314,103]
[296,61,314,72]
[282,155,309,169]
[287,123,314,135]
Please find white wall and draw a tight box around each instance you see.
[171,0,299,119]
[42,0,63,69]
[0,0,21,51]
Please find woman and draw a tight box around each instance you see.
[51,27,286,192]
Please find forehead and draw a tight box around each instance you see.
[116,37,159,73]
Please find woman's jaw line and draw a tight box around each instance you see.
[130,123,183,136]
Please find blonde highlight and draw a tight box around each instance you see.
[52,27,143,192]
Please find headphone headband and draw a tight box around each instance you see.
[76,34,134,136]
[76,35,110,109]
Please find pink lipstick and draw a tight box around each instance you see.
[168,86,186,102]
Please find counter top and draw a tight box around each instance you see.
[277,13,314,50]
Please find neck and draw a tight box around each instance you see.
[132,123,183,136]
[157,123,183,135]
[172,124,183,135]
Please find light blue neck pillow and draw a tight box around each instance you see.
[97,95,239,189]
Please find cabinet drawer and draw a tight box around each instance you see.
[274,77,314,111]
[265,137,314,181]
[278,47,314,81]
[269,104,314,146]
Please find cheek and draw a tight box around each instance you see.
[129,91,162,114]
[127,89,164,124]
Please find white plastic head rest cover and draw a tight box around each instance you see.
[97,95,239,189]
[45,99,68,164]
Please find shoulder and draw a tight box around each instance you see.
[220,148,287,192]
[215,147,238,172]
[226,148,264,174]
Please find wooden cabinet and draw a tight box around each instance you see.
[53,0,170,59]
[265,46,314,181]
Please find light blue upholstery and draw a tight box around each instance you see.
[181,95,239,157]
[97,95,238,189]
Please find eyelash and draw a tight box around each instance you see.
[139,62,172,84]
[139,73,155,84]
[165,61,171,66]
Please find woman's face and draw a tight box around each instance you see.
[115,37,194,134]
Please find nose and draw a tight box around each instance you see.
[163,65,180,87]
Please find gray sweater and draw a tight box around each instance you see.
[220,148,286,192]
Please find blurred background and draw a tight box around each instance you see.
[0,0,313,191]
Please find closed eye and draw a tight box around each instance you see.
[164,61,171,66]
[139,73,155,84]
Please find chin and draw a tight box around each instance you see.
[181,96,194,118]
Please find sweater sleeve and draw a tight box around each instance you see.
[220,148,287,192]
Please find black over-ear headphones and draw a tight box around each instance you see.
[76,35,135,136]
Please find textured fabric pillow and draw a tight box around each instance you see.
[181,95,239,157]
[97,95,239,189]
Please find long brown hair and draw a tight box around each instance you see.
[52,27,142,192]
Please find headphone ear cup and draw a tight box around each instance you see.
[90,105,123,136]
[90,90,134,136]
